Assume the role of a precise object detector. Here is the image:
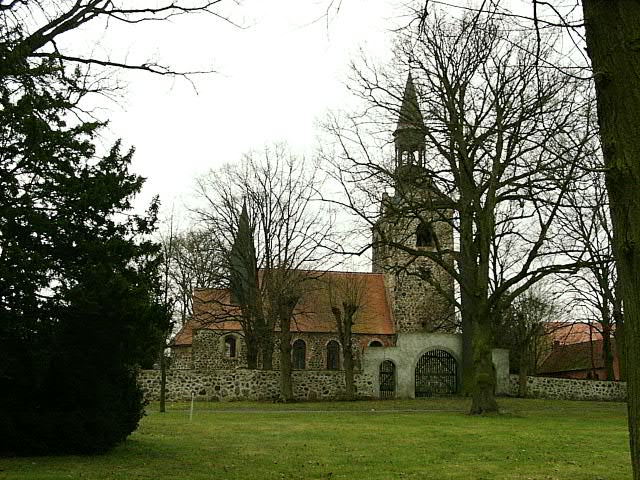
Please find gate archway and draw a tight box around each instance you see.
[379,360,396,399]
[415,350,457,397]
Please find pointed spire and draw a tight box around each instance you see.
[395,73,425,133]
[393,73,426,172]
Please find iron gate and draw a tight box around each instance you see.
[415,350,457,397]
[379,360,396,399]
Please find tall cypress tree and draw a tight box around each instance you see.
[230,202,257,307]
[228,202,263,368]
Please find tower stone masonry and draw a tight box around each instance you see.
[372,74,455,334]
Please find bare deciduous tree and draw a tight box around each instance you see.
[415,0,639,471]
[325,272,366,400]
[492,289,557,397]
[1,1,237,86]
[163,227,226,325]
[557,167,622,381]
[324,9,595,413]
[192,144,336,400]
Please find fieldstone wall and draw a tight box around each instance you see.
[192,330,246,370]
[171,347,192,370]
[140,368,626,403]
[295,333,394,370]
[509,375,626,402]
[372,192,456,333]
[139,369,375,402]
[186,330,393,372]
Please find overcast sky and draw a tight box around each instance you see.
[91,1,407,219]
[86,0,563,223]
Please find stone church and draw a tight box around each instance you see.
[166,76,509,400]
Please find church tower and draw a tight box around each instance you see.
[372,74,455,333]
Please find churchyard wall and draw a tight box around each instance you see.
[139,370,627,403]
[509,374,626,402]
[139,369,375,402]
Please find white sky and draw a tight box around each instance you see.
[92,0,404,219]
[81,0,566,222]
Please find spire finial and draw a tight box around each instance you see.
[396,73,425,132]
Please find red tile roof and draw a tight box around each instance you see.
[544,322,604,345]
[172,271,394,346]
[538,338,617,374]
[170,322,193,347]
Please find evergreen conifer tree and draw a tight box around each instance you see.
[0,29,168,455]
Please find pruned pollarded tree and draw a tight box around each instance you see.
[192,144,335,400]
[323,8,596,413]
[325,272,367,400]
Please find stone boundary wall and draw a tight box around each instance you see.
[509,375,626,402]
[139,370,627,403]
[139,369,375,402]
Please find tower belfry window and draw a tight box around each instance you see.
[416,222,436,247]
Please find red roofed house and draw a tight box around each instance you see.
[538,323,620,381]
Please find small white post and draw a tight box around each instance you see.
[189,391,195,422]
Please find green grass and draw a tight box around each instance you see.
[0,398,630,479]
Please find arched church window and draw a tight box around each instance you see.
[224,336,237,358]
[326,340,340,370]
[292,339,306,369]
[416,222,436,247]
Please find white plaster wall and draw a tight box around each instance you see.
[492,348,510,395]
[362,333,510,399]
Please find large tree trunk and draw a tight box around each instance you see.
[469,316,499,414]
[582,2,640,476]
[245,334,258,370]
[260,315,275,370]
[459,198,498,412]
[615,321,626,381]
[458,210,476,396]
[614,282,626,381]
[460,294,474,396]
[337,307,356,401]
[261,331,274,370]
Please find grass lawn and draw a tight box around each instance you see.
[0,397,630,479]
